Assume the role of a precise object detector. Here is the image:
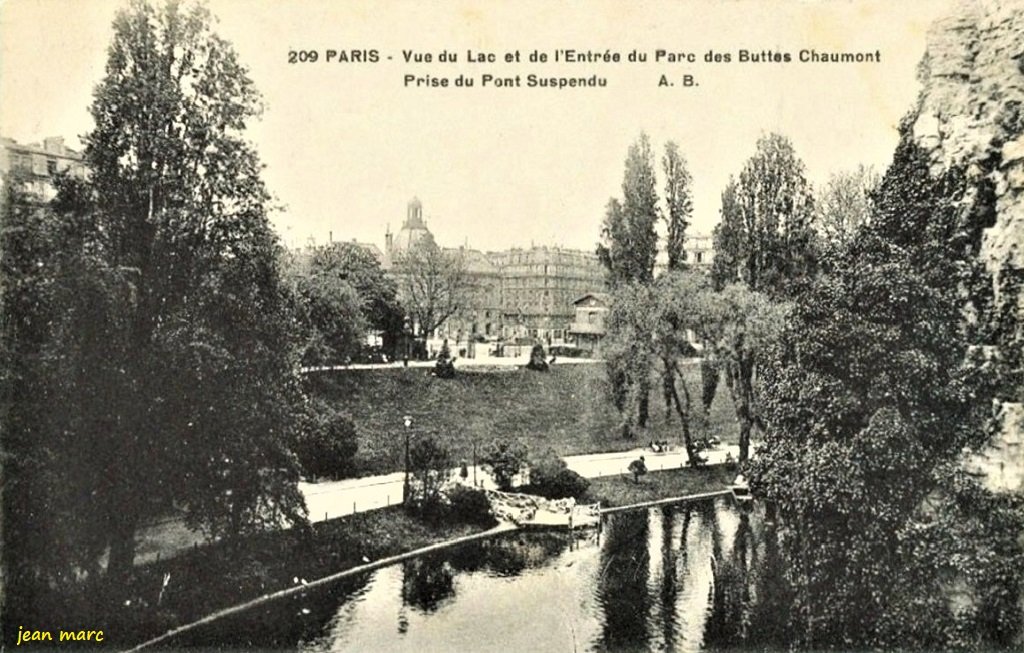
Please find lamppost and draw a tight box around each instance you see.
[403,415,412,503]
[472,439,478,487]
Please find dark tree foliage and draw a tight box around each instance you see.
[408,435,453,512]
[663,141,693,271]
[749,131,1023,649]
[525,449,589,500]
[700,357,720,414]
[598,134,662,430]
[525,343,549,371]
[292,399,359,480]
[482,439,528,491]
[2,2,309,627]
[597,133,660,287]
[434,340,456,378]
[308,242,404,355]
[603,282,657,438]
[711,133,817,297]
[291,268,366,366]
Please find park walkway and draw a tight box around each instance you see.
[134,443,742,565]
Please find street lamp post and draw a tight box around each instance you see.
[472,440,478,488]
[403,415,412,504]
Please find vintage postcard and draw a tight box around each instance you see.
[2,0,1021,651]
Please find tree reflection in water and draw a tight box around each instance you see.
[704,506,796,650]
[164,498,801,652]
[401,555,456,613]
[597,509,652,651]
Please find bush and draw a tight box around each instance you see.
[408,435,453,511]
[293,401,358,480]
[445,485,496,527]
[434,340,456,378]
[525,343,549,371]
[526,449,589,499]
[482,439,528,491]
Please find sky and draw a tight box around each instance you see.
[0,0,955,253]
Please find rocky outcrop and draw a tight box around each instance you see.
[912,0,1024,495]
[912,0,1024,283]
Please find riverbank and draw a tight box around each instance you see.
[68,465,735,649]
[585,464,737,508]
[63,508,495,649]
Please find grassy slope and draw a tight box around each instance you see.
[307,361,738,476]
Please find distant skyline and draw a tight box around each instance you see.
[1,0,954,253]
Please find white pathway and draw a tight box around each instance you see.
[135,443,742,564]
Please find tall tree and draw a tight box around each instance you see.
[597,133,660,287]
[603,282,658,439]
[50,0,304,582]
[598,134,662,430]
[662,141,693,271]
[814,164,879,250]
[1,173,140,615]
[290,268,366,366]
[749,133,1023,648]
[711,133,817,297]
[393,236,471,349]
[651,270,712,464]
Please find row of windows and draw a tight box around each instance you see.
[7,152,87,178]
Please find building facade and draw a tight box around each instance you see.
[325,198,718,356]
[489,246,606,343]
[568,292,610,354]
[0,136,88,200]
[381,198,608,349]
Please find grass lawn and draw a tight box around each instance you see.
[584,464,738,508]
[306,361,738,476]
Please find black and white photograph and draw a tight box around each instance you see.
[1,0,1022,650]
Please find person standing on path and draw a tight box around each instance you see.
[628,456,647,484]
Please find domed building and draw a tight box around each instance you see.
[385,197,434,259]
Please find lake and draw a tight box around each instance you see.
[169,497,790,651]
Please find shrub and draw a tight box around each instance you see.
[482,439,528,491]
[525,343,549,371]
[293,401,358,480]
[434,340,456,378]
[408,435,453,511]
[445,485,496,527]
[527,448,589,499]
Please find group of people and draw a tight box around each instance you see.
[649,440,672,453]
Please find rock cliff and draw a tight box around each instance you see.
[912,0,1024,493]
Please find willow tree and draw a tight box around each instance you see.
[74,0,305,577]
[598,134,661,431]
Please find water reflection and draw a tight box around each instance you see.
[170,498,790,652]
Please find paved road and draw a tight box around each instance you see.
[134,443,743,565]
[301,355,604,373]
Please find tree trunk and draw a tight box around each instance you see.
[637,375,650,428]
[666,361,700,465]
[663,367,675,423]
[731,354,756,463]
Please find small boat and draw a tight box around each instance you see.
[730,474,753,503]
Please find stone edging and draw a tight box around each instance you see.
[124,522,517,652]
